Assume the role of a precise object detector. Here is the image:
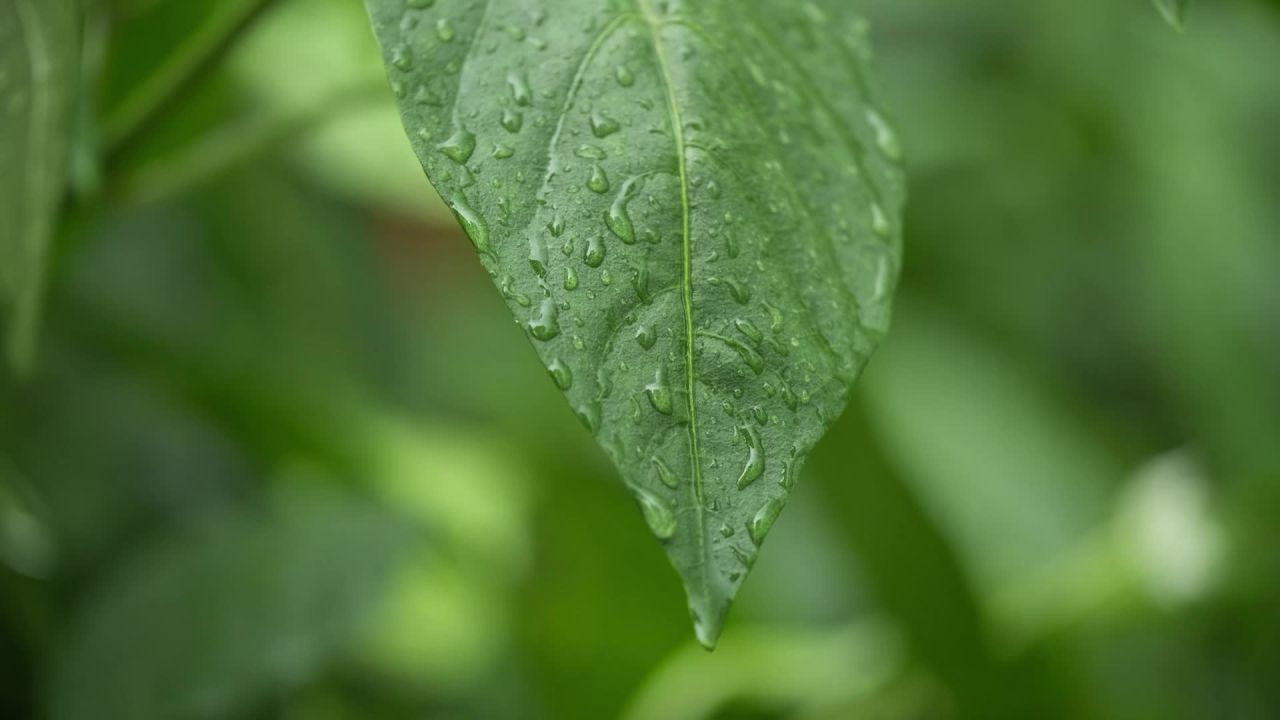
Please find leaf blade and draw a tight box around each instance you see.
[366,0,904,647]
[0,0,80,370]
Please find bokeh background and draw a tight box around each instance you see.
[2,0,1279,717]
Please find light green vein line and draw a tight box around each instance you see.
[635,0,707,562]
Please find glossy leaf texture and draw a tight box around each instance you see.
[365,0,905,648]
[0,0,80,369]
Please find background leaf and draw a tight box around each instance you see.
[46,487,413,720]
[0,0,81,369]
[365,0,906,647]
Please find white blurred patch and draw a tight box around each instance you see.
[1117,450,1225,608]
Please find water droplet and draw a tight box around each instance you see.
[587,163,610,194]
[528,235,548,276]
[635,325,657,349]
[548,214,565,237]
[436,18,455,42]
[653,457,679,489]
[748,497,785,545]
[871,202,892,238]
[736,424,765,489]
[734,318,763,344]
[528,298,561,341]
[447,194,489,253]
[548,358,573,390]
[718,335,764,374]
[563,267,579,291]
[584,236,606,267]
[634,487,676,540]
[501,109,524,133]
[575,144,607,160]
[763,301,785,333]
[590,111,621,138]
[600,268,613,286]
[507,72,532,106]
[719,524,735,538]
[645,367,674,415]
[616,65,635,87]
[391,45,413,70]
[438,128,476,164]
[606,179,638,244]
[631,264,651,304]
[723,277,751,305]
[413,85,442,106]
[866,108,902,162]
[493,143,515,159]
[752,406,767,425]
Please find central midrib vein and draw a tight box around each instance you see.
[636,0,708,573]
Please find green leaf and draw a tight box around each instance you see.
[0,0,81,370]
[47,490,413,720]
[365,0,905,648]
[1152,0,1189,29]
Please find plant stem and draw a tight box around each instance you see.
[102,0,282,164]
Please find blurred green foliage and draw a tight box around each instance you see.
[1,0,1278,718]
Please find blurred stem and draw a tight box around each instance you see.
[809,400,1064,720]
[109,83,387,207]
[102,0,282,164]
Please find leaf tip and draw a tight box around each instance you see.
[687,587,734,651]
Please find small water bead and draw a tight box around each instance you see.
[391,45,413,70]
[413,85,442,106]
[528,235,548,276]
[645,366,674,415]
[607,179,639,244]
[590,111,621,138]
[652,457,679,489]
[635,325,657,349]
[587,163,610,194]
[548,358,573,390]
[505,72,532,106]
[506,24,527,41]
[634,487,677,541]
[752,406,767,425]
[715,335,763,374]
[493,144,515,159]
[448,194,489,253]
[736,424,765,489]
[436,18,455,41]
[734,318,764,344]
[871,202,892,238]
[575,144,606,160]
[720,524,735,538]
[528,297,561,341]
[600,269,613,286]
[501,109,524,133]
[584,236,606,267]
[723,277,751,305]
[616,65,635,87]
[563,267,579,291]
[631,265,651,304]
[748,497,785,545]
[438,128,476,164]
[865,108,903,162]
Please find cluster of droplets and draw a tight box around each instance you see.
[379,1,903,591]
